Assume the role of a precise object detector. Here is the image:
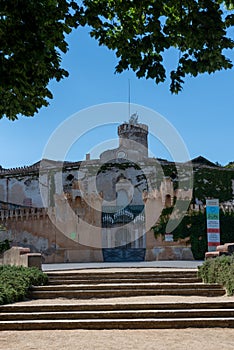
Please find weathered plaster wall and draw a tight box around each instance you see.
[0,212,103,263]
[0,176,43,207]
[0,181,6,202]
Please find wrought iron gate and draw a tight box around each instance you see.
[102,205,146,262]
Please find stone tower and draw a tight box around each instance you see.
[117,118,148,159]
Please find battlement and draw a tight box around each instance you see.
[0,164,39,176]
[117,122,149,158]
[118,123,148,135]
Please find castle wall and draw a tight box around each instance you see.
[0,208,103,263]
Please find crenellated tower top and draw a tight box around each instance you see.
[117,116,148,158]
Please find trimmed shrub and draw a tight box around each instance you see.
[198,255,234,295]
[0,265,48,305]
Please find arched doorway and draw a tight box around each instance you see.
[102,211,146,262]
[101,166,146,262]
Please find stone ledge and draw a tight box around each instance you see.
[205,242,234,259]
[2,246,42,269]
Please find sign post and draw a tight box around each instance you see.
[206,199,220,252]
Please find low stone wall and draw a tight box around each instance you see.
[146,246,194,261]
[205,243,234,259]
[2,247,42,269]
[145,231,194,261]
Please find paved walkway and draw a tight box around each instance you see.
[42,260,204,272]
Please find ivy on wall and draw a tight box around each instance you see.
[160,162,234,203]
[49,171,55,207]
[153,209,234,260]
[0,239,11,254]
[193,167,233,203]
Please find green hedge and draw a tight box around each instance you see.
[198,255,234,296]
[0,265,48,305]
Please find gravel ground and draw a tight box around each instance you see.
[1,328,234,350]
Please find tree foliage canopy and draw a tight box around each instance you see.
[0,0,78,120]
[1,0,234,120]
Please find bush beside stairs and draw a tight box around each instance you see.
[1,269,234,330]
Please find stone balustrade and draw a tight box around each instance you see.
[0,203,232,223]
[0,207,48,221]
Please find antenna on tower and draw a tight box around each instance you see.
[128,79,131,119]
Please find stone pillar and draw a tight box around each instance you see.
[143,190,163,260]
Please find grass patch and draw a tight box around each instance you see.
[198,255,234,296]
[0,265,48,305]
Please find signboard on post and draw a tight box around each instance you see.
[206,199,220,252]
[165,233,174,242]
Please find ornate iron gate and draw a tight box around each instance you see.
[102,205,146,262]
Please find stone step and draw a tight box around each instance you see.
[2,301,234,313]
[2,308,234,321]
[48,277,202,285]
[31,282,222,292]
[1,317,234,330]
[29,287,225,299]
[47,271,198,279]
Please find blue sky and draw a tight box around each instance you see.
[0,26,233,168]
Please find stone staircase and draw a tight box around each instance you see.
[29,270,225,299]
[0,269,233,330]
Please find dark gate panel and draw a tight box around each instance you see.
[102,248,146,262]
